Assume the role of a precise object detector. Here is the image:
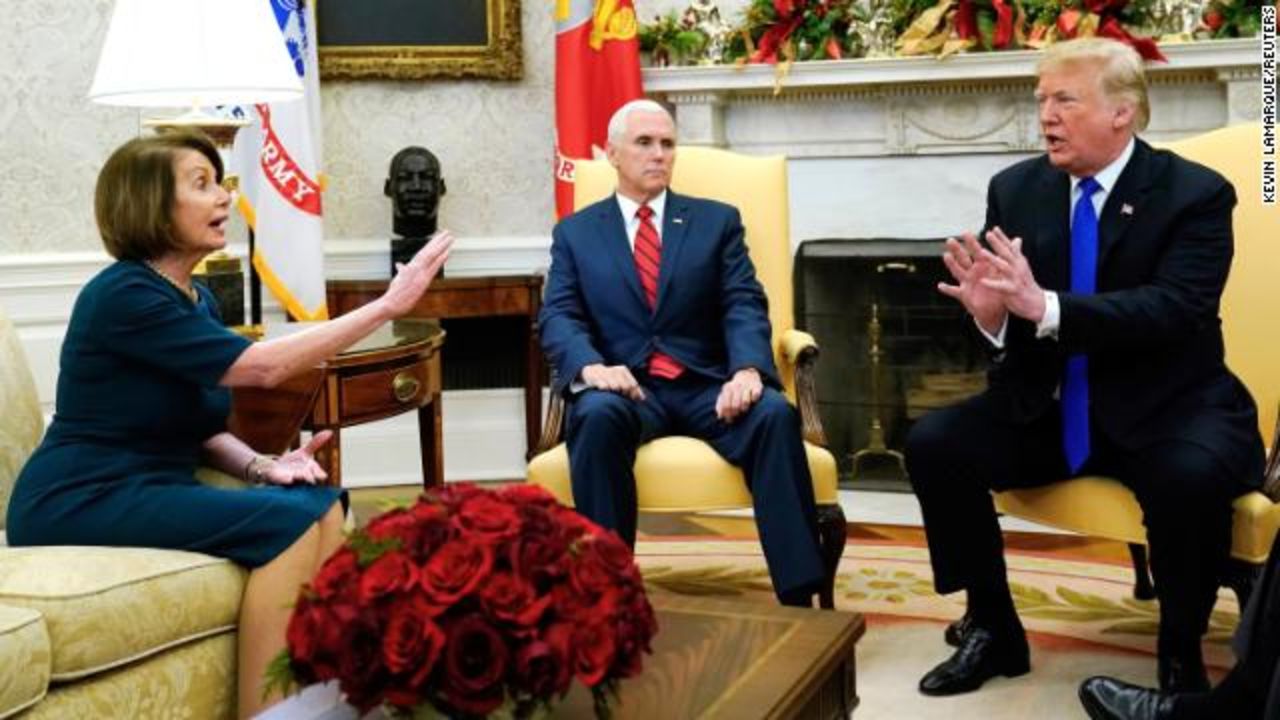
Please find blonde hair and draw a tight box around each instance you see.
[94,131,223,261]
[1037,38,1150,132]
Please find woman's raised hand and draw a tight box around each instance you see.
[381,230,454,318]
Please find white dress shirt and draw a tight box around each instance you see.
[615,190,667,250]
[980,137,1136,348]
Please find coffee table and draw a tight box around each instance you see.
[261,594,863,720]
[555,594,864,719]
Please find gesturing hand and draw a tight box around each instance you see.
[976,227,1047,324]
[581,364,646,401]
[715,368,763,423]
[381,230,454,318]
[259,430,333,485]
[937,233,1008,335]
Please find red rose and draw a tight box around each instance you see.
[612,596,658,678]
[499,483,560,508]
[439,614,509,716]
[337,625,391,713]
[509,530,570,591]
[286,600,346,682]
[427,482,485,511]
[569,620,617,687]
[311,549,359,600]
[452,493,522,542]
[381,594,446,703]
[420,537,494,605]
[553,506,597,542]
[542,622,578,696]
[480,571,552,627]
[511,640,564,699]
[359,551,418,603]
[569,542,616,597]
[364,507,416,542]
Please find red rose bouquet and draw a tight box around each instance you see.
[266,483,658,719]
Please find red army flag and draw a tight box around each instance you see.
[554,0,645,218]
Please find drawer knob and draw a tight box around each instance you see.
[392,372,421,403]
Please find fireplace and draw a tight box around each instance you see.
[795,238,988,490]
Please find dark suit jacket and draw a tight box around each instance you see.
[540,191,778,395]
[984,139,1263,481]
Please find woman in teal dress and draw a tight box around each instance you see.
[5,131,453,718]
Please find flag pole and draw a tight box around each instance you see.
[248,229,262,325]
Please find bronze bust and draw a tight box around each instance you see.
[386,146,447,271]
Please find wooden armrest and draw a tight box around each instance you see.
[535,371,567,455]
[781,329,827,447]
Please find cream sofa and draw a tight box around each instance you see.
[0,303,245,719]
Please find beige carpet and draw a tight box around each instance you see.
[635,538,1239,720]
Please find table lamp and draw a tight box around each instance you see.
[87,0,305,326]
[88,0,303,146]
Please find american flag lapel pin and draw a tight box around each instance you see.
[1120,203,1134,216]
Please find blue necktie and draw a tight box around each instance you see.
[1063,177,1101,474]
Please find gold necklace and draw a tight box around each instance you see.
[144,260,199,304]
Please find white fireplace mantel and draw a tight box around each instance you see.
[643,38,1262,156]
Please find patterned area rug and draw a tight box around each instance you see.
[634,538,1242,720]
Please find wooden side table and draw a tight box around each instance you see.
[327,275,545,458]
[231,319,446,488]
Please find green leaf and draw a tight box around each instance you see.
[977,10,996,50]
[261,649,297,701]
[346,530,402,567]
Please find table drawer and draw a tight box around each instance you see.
[338,360,431,424]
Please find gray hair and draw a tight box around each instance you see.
[606,99,674,144]
[1037,37,1150,133]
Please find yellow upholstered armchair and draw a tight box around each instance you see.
[993,123,1280,606]
[0,302,250,718]
[526,147,847,609]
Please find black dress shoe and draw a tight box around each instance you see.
[1079,676,1176,720]
[1158,652,1209,693]
[944,611,974,647]
[918,627,1030,696]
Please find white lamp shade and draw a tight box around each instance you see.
[89,0,304,107]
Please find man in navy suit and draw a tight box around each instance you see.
[539,99,825,607]
[907,38,1264,697]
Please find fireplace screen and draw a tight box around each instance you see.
[795,238,988,491]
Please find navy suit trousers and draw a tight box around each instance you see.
[564,373,824,597]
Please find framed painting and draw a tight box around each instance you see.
[315,0,522,80]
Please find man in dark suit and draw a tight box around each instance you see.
[1079,529,1280,719]
[907,38,1265,697]
[539,99,825,607]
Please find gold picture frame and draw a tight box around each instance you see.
[316,0,522,81]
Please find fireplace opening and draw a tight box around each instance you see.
[795,238,988,491]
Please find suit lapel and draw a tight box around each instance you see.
[655,191,690,316]
[1096,140,1152,270]
[1035,166,1072,293]
[595,199,647,309]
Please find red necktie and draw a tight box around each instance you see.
[635,205,683,379]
